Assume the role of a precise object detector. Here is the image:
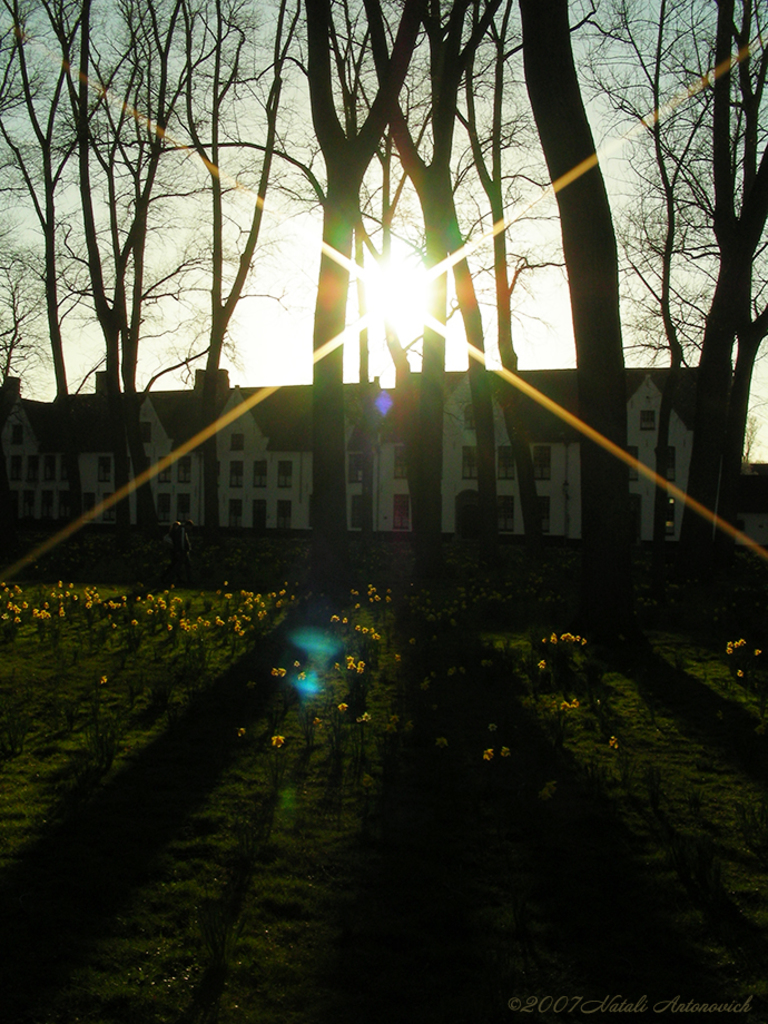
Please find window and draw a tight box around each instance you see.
[158,464,171,484]
[665,446,676,481]
[277,499,292,529]
[665,496,676,536]
[26,455,39,482]
[252,498,267,530]
[640,409,656,431]
[348,452,363,483]
[102,494,115,522]
[229,460,243,488]
[43,455,56,481]
[628,446,639,481]
[176,493,191,520]
[22,490,34,518]
[157,492,171,523]
[97,456,111,482]
[177,456,192,483]
[277,460,293,488]
[230,432,244,451]
[83,492,96,512]
[140,421,152,443]
[497,495,515,532]
[58,491,70,520]
[538,495,551,534]
[9,455,21,481]
[10,423,22,445]
[533,445,551,480]
[464,404,475,430]
[497,446,515,480]
[60,459,68,481]
[253,459,267,487]
[350,493,363,529]
[41,490,54,519]
[462,446,477,480]
[229,498,243,528]
[393,493,410,531]
[394,445,407,479]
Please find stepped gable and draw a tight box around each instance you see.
[147,389,208,448]
[624,366,697,430]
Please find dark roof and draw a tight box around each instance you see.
[239,386,313,451]
[23,395,114,453]
[148,390,211,448]
[15,367,699,453]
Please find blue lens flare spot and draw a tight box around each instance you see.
[375,391,393,417]
[295,670,321,699]
[290,626,341,660]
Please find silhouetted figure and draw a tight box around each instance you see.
[163,519,193,585]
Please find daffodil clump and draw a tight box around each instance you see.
[725,637,767,721]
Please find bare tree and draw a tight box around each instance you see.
[462,0,546,553]
[73,0,195,530]
[668,0,768,574]
[0,0,84,518]
[179,0,299,531]
[590,0,711,594]
[520,0,636,641]
[387,0,502,576]
[304,0,421,590]
[0,240,48,553]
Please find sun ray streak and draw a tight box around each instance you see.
[465,344,768,562]
[5,22,764,581]
[0,323,360,581]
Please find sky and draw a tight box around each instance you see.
[28,0,767,465]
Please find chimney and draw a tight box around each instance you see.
[194,368,230,400]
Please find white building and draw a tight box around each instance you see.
[1,366,736,544]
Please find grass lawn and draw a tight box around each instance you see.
[0,540,767,1022]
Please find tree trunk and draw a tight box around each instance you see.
[495,328,542,554]
[447,216,498,564]
[0,383,18,557]
[311,193,354,590]
[355,230,375,540]
[676,281,735,575]
[520,0,635,642]
[714,327,762,568]
[124,390,157,531]
[651,366,680,598]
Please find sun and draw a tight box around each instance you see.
[362,247,431,348]
[343,239,468,384]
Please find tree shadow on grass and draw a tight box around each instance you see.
[0,634,283,1024]
[313,677,754,1024]
[631,647,768,785]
